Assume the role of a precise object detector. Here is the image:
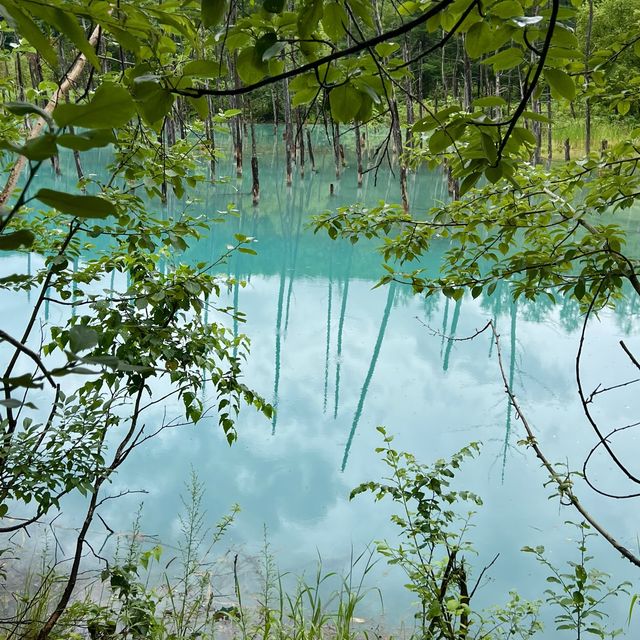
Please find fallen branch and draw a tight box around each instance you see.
[0,25,101,206]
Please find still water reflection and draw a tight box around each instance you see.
[5,127,640,632]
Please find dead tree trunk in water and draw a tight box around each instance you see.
[390,100,409,212]
[160,121,167,204]
[228,49,243,177]
[271,88,278,135]
[283,78,293,186]
[233,114,243,177]
[333,121,341,179]
[355,122,363,188]
[69,126,85,182]
[205,93,216,176]
[295,107,305,178]
[373,0,407,210]
[250,119,259,206]
[306,128,316,172]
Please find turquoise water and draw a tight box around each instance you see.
[3,126,640,633]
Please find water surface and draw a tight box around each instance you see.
[4,126,640,634]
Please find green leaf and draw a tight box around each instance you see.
[485,164,503,183]
[465,22,493,58]
[292,87,319,106]
[105,25,141,54]
[472,96,507,108]
[483,47,524,71]
[544,68,575,101]
[329,84,362,122]
[0,503,8,518]
[481,132,497,163]
[617,100,631,116]
[27,5,100,70]
[5,134,59,161]
[490,0,522,19]
[183,60,227,77]
[53,83,136,129]
[375,42,400,57]
[0,230,35,251]
[255,32,278,62]
[57,129,116,151]
[188,96,209,119]
[512,126,537,146]
[261,41,286,62]
[131,77,175,125]
[35,189,117,219]
[3,101,52,124]
[69,326,99,353]
[459,171,481,195]
[322,2,349,41]
[237,47,267,84]
[202,0,228,28]
[0,0,58,69]
[298,0,324,39]
[428,129,451,154]
[522,110,550,123]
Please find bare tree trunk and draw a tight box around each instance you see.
[403,38,415,147]
[176,99,187,139]
[355,121,363,188]
[390,100,409,212]
[166,117,176,147]
[584,0,593,154]
[228,48,243,177]
[234,113,243,178]
[564,138,571,161]
[27,53,44,107]
[159,124,167,204]
[0,25,101,206]
[462,40,473,111]
[306,127,316,172]
[296,107,305,178]
[417,68,424,119]
[283,78,293,186]
[441,31,448,97]
[271,87,278,135]
[251,119,259,206]
[452,39,460,103]
[532,98,542,165]
[546,89,553,167]
[205,93,216,176]
[333,121,341,179]
[68,127,84,182]
[15,53,25,102]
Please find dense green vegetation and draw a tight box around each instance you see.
[0,0,639,638]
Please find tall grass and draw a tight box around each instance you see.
[551,116,635,157]
[0,475,382,640]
